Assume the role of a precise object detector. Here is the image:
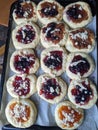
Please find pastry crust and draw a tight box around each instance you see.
[37,0,64,25]
[5,99,37,128]
[66,28,95,53]
[66,52,95,79]
[63,2,92,29]
[12,22,40,49]
[68,78,97,109]
[10,49,39,74]
[55,101,84,129]
[40,22,69,48]
[13,1,37,25]
[37,74,67,104]
[41,47,67,76]
[6,74,37,98]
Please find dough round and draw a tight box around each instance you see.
[37,74,67,104]
[68,78,98,109]
[63,2,92,29]
[55,101,84,129]
[66,52,95,79]
[41,47,67,76]
[40,22,69,48]
[37,0,64,25]
[66,28,95,53]
[10,49,39,74]
[13,1,37,25]
[12,22,40,49]
[6,74,37,98]
[5,99,37,128]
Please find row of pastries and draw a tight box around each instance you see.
[5,0,97,129]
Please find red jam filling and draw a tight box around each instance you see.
[40,2,58,17]
[43,51,62,71]
[15,2,34,19]
[71,81,93,105]
[13,76,30,96]
[40,78,61,99]
[14,54,35,74]
[43,22,64,44]
[69,55,90,76]
[16,25,35,44]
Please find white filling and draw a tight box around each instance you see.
[70,60,86,67]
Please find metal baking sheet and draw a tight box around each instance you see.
[0,0,97,130]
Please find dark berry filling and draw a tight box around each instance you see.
[44,51,62,71]
[14,2,34,18]
[40,78,61,99]
[69,55,90,76]
[16,25,35,44]
[71,81,93,105]
[14,54,35,74]
[40,2,58,17]
[13,76,30,96]
[43,22,64,44]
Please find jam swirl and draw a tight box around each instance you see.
[16,25,35,44]
[43,22,64,44]
[14,54,35,74]
[44,51,62,71]
[13,76,30,96]
[40,78,61,99]
[69,55,90,76]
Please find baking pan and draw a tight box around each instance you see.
[0,0,97,130]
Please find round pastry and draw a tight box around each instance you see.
[68,78,97,109]
[66,28,95,53]
[37,74,67,104]
[55,101,84,129]
[5,99,37,128]
[6,74,37,98]
[63,2,92,29]
[66,52,95,79]
[13,1,37,25]
[37,0,64,25]
[40,22,69,48]
[12,22,40,49]
[10,49,39,74]
[41,47,67,76]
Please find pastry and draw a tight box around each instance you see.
[5,99,37,128]
[41,47,67,76]
[6,74,37,98]
[10,49,39,74]
[12,22,40,49]
[66,52,95,79]
[66,28,95,53]
[37,0,64,25]
[55,101,84,129]
[37,74,67,104]
[40,22,69,48]
[68,78,97,109]
[63,2,92,28]
[13,1,37,24]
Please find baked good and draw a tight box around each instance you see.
[5,99,37,128]
[40,22,69,48]
[6,74,37,98]
[68,78,97,109]
[37,0,64,25]
[12,22,40,49]
[10,49,39,74]
[55,101,84,129]
[63,2,92,28]
[13,1,37,24]
[41,47,67,76]
[37,74,67,104]
[66,28,95,53]
[66,52,95,79]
